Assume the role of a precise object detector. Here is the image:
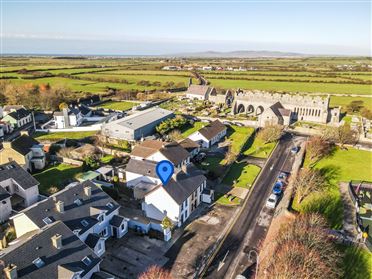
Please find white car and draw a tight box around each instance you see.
[266,194,279,209]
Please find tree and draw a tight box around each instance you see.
[59,102,68,111]
[361,108,372,120]
[161,217,174,230]
[293,168,326,204]
[257,125,283,144]
[168,129,183,141]
[259,213,342,279]
[224,145,236,165]
[346,100,364,113]
[337,124,358,147]
[139,265,173,279]
[306,136,331,165]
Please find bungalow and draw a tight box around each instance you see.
[0,134,46,172]
[1,107,32,129]
[188,120,227,148]
[11,181,128,257]
[0,221,105,279]
[179,138,200,158]
[0,161,40,222]
[185,84,216,101]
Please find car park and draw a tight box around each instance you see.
[266,194,279,209]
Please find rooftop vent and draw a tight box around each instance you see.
[4,264,18,279]
[51,234,62,249]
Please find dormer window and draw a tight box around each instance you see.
[82,256,92,266]
[33,257,45,268]
[106,202,114,209]
[74,199,83,206]
[98,214,105,223]
[80,220,89,227]
[43,217,53,225]
[73,229,81,235]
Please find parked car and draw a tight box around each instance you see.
[272,181,283,195]
[233,122,244,127]
[291,146,299,154]
[278,172,288,180]
[222,121,233,126]
[266,194,279,209]
[201,119,211,123]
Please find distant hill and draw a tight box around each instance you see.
[169,50,307,58]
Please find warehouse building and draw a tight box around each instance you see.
[101,107,174,141]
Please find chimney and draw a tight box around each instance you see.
[181,164,189,174]
[51,234,62,249]
[62,108,70,128]
[4,264,18,279]
[20,130,29,137]
[84,186,91,198]
[55,200,64,213]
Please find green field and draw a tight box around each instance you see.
[330,95,372,109]
[96,101,139,111]
[294,147,372,229]
[181,121,207,137]
[34,131,98,141]
[34,163,83,194]
[226,125,255,154]
[243,135,276,158]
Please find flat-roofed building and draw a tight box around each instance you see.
[101,107,174,141]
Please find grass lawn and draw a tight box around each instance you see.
[181,121,207,138]
[100,155,115,164]
[226,125,255,155]
[34,163,83,195]
[293,147,372,229]
[340,245,372,279]
[223,163,261,188]
[96,101,139,111]
[198,155,224,172]
[215,192,241,206]
[34,131,98,141]
[243,135,276,158]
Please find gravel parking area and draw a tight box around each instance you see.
[164,204,237,278]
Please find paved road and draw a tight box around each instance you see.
[202,133,299,279]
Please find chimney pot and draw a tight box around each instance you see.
[84,186,92,198]
[51,234,62,249]
[56,200,64,213]
[4,264,18,279]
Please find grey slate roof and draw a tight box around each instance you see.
[18,181,119,236]
[92,271,115,279]
[0,221,101,279]
[109,215,125,227]
[0,161,39,190]
[107,107,174,130]
[159,142,190,166]
[9,135,40,155]
[197,120,226,140]
[0,186,11,201]
[149,169,206,205]
[179,138,200,153]
[85,233,101,249]
[126,158,158,178]
[6,108,31,120]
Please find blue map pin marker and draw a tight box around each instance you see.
[156,160,174,186]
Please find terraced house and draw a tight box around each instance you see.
[0,221,111,279]
[10,181,128,258]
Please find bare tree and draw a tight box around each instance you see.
[306,136,331,165]
[224,145,236,165]
[257,125,283,144]
[293,168,326,204]
[322,124,358,147]
[138,265,173,279]
[259,213,342,279]
[168,129,183,141]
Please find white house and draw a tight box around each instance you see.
[188,120,227,148]
[53,107,85,129]
[11,181,128,257]
[0,161,40,222]
[1,107,32,129]
[185,84,216,101]
[142,166,207,226]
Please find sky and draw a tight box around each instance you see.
[1,0,371,56]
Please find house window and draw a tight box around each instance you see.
[97,242,102,252]
[82,256,92,266]
[98,214,105,223]
[33,258,45,268]
[100,227,108,237]
[106,202,114,209]
[43,217,53,225]
[121,223,125,230]
[80,219,89,227]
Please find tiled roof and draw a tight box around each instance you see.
[17,181,119,236]
[197,120,226,140]
[0,221,101,279]
[0,161,39,190]
[179,138,200,153]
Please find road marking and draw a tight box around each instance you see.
[217,250,230,271]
